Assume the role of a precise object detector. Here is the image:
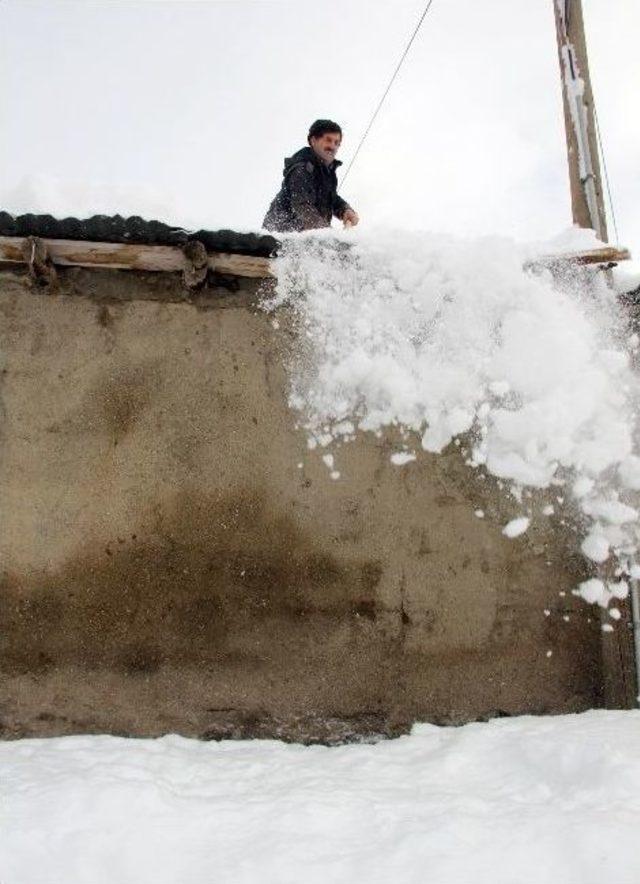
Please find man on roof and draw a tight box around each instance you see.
[263,119,360,233]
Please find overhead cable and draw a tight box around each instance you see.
[339,0,437,188]
[593,103,621,246]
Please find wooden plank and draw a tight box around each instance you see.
[532,245,631,266]
[0,235,182,271]
[0,236,274,278]
[210,252,273,278]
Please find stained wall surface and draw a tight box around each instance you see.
[0,267,624,742]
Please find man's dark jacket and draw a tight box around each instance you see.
[263,147,351,232]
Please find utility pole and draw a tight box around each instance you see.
[553,0,608,242]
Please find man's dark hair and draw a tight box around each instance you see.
[307,119,342,143]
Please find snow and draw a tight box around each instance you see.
[614,261,640,296]
[609,580,630,600]
[581,531,611,563]
[390,451,416,465]
[266,230,640,599]
[582,498,638,525]
[271,230,633,487]
[619,455,640,491]
[1,711,639,884]
[573,578,629,608]
[2,711,639,884]
[573,476,595,497]
[573,578,610,607]
[526,224,604,257]
[502,516,531,538]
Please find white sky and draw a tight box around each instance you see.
[1,0,638,254]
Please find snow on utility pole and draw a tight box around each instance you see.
[553,0,608,242]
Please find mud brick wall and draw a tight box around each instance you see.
[0,266,620,742]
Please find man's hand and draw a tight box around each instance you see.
[342,208,360,228]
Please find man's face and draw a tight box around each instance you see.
[310,132,342,164]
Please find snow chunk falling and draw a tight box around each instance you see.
[609,580,629,600]
[619,456,640,490]
[573,477,594,498]
[574,578,609,607]
[573,578,629,608]
[390,451,416,465]
[581,532,610,563]
[582,498,638,525]
[502,517,530,538]
[266,230,640,586]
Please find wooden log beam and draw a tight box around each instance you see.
[210,251,274,278]
[0,235,274,278]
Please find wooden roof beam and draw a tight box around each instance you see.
[0,235,631,281]
[0,235,274,279]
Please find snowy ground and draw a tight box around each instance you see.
[2,710,640,884]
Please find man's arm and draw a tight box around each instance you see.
[288,166,330,230]
[333,193,359,227]
[332,194,350,220]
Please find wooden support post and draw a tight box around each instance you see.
[21,236,57,287]
[553,0,608,241]
[182,240,209,290]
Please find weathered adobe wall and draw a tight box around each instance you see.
[0,266,630,742]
